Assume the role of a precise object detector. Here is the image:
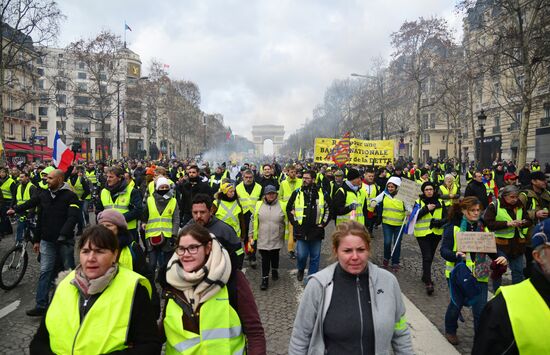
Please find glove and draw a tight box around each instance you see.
[349,203,358,210]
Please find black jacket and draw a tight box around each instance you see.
[14,183,80,243]
[464,180,489,210]
[286,185,331,241]
[29,283,162,355]
[332,182,368,221]
[177,178,211,217]
[472,263,550,355]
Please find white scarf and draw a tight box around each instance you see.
[166,238,231,311]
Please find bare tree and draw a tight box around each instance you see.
[390,17,453,163]
[0,0,64,154]
[67,31,124,160]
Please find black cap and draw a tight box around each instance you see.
[347,168,361,181]
[531,171,547,181]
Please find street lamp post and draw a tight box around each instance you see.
[477,110,487,168]
[202,114,207,151]
[116,81,121,160]
[458,131,463,172]
[351,73,385,140]
[84,128,90,162]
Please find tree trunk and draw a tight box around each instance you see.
[414,82,422,163]
[468,81,476,166]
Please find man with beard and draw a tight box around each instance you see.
[177,165,211,226]
[184,193,244,269]
[465,171,490,210]
[96,166,143,242]
[236,169,262,267]
[258,163,279,194]
[472,219,550,354]
[286,171,331,282]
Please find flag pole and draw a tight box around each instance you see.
[390,215,409,258]
[124,21,127,47]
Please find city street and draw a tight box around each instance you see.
[0,219,501,355]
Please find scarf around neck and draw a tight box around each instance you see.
[166,237,231,311]
[71,264,118,297]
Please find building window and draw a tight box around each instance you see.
[77,83,87,92]
[422,114,429,128]
[74,122,90,132]
[544,105,550,119]
[36,57,44,64]
[517,75,525,88]
[38,80,44,89]
[39,93,48,104]
[56,81,66,90]
[56,108,66,117]
[56,94,66,104]
[75,96,90,105]
[22,126,27,141]
[430,113,436,129]
[128,125,141,133]
[37,68,45,76]
[9,123,14,136]
[515,111,522,122]
[423,133,431,144]
[79,61,85,69]
[39,107,48,116]
[99,73,107,81]
[40,120,48,129]
[77,72,87,80]
[56,121,66,130]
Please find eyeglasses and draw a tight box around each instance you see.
[175,244,204,256]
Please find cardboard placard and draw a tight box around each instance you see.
[455,232,497,253]
[395,178,421,208]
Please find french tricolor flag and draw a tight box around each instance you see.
[52,131,74,172]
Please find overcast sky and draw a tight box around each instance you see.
[56,0,462,140]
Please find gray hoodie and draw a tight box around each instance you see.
[288,262,414,355]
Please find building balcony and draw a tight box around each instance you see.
[5,111,36,121]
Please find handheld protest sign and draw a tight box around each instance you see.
[455,232,497,253]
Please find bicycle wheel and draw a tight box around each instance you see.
[0,245,28,290]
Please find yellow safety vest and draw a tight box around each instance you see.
[279,178,302,202]
[294,189,325,225]
[498,279,550,354]
[38,180,48,190]
[382,194,406,226]
[214,199,242,237]
[0,177,15,200]
[413,199,443,237]
[118,245,134,270]
[236,182,262,214]
[68,177,85,200]
[485,180,495,196]
[362,183,378,212]
[492,199,527,239]
[45,268,151,355]
[253,200,288,240]
[531,165,541,172]
[209,171,229,191]
[145,196,176,238]
[444,226,488,282]
[335,188,365,225]
[163,286,246,355]
[16,183,34,205]
[439,184,458,207]
[100,186,136,229]
[85,170,97,185]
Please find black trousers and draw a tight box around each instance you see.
[416,234,442,283]
[259,249,279,277]
[243,211,256,260]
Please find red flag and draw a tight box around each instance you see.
[325,132,350,167]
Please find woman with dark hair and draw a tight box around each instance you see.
[440,197,508,345]
[97,208,160,318]
[30,225,161,354]
[160,224,266,354]
[289,221,413,355]
[414,181,447,295]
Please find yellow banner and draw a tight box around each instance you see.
[314,138,394,166]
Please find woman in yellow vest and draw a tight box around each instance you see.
[371,176,409,271]
[414,181,447,295]
[439,174,460,207]
[440,197,508,345]
[29,225,161,354]
[98,208,160,319]
[484,184,532,292]
[213,182,244,239]
[143,177,180,272]
[161,223,266,354]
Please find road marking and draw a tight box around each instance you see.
[0,300,21,319]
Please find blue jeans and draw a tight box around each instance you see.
[382,224,403,265]
[16,219,28,243]
[296,239,322,276]
[445,279,488,334]
[492,254,525,292]
[82,200,90,225]
[36,240,75,309]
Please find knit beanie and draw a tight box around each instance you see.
[347,168,361,181]
[421,181,436,192]
[97,209,128,229]
[156,177,170,190]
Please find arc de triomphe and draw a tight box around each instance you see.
[251,125,285,156]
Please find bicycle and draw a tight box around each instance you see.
[0,215,37,290]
